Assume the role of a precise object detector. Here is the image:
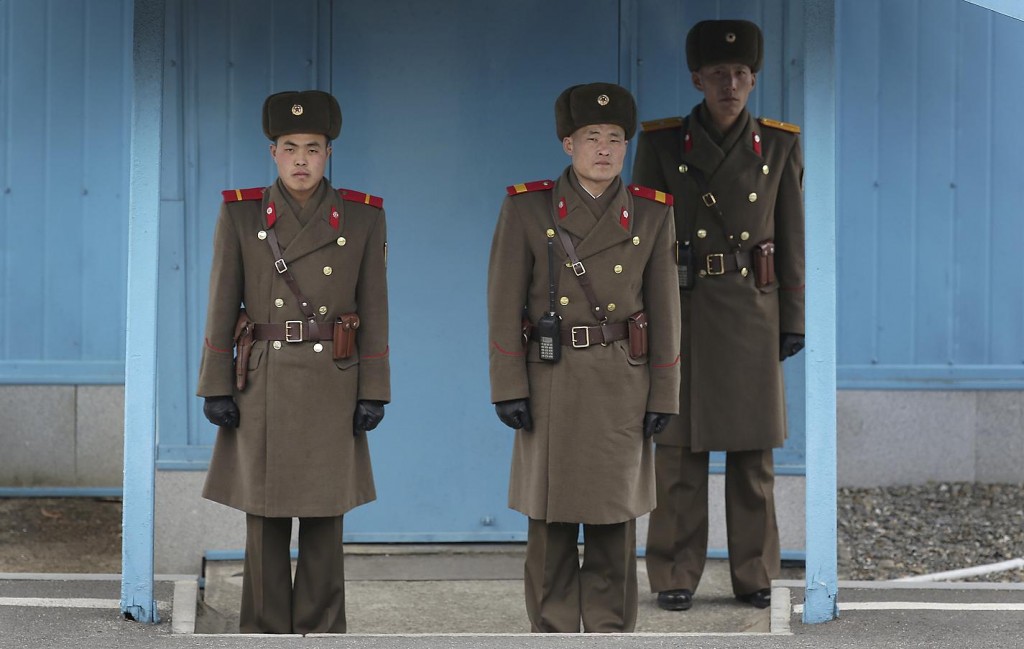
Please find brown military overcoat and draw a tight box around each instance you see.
[488,167,681,525]
[632,105,805,452]
[197,179,390,518]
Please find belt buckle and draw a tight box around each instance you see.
[571,261,586,277]
[706,254,725,276]
[284,320,303,343]
[275,258,288,274]
[571,326,590,349]
[702,192,717,207]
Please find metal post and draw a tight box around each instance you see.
[802,0,838,625]
[121,0,164,624]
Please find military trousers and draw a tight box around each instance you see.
[646,446,780,596]
[524,518,638,633]
[240,514,346,634]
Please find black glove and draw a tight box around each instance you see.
[495,399,533,431]
[203,396,239,428]
[780,333,805,361]
[643,412,671,439]
[353,400,385,436]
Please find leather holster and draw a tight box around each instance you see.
[233,309,255,391]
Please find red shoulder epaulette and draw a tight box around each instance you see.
[506,180,554,196]
[338,188,384,209]
[641,117,683,133]
[628,184,673,207]
[758,117,801,134]
[222,187,265,203]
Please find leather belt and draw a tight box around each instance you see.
[703,251,748,276]
[253,321,330,343]
[529,321,628,348]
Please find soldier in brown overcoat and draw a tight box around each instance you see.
[488,83,681,632]
[197,90,390,634]
[631,20,806,612]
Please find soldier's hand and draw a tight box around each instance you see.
[779,333,805,361]
[643,412,671,438]
[353,400,386,436]
[495,399,533,432]
[203,396,240,428]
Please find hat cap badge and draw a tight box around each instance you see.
[291,104,304,116]
[597,94,610,106]
[725,32,737,43]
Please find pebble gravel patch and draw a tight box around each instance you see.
[838,482,1024,582]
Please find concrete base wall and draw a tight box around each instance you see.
[837,390,1024,487]
[0,385,123,487]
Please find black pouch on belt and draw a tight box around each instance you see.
[535,313,561,363]
[677,241,695,290]
[333,313,360,360]
[751,239,776,288]
[627,311,648,359]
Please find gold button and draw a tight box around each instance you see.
[313,343,324,353]
[678,164,688,174]
[614,264,623,274]
[748,192,758,202]
[559,296,569,306]
[607,303,616,312]
[337,237,347,246]
[699,270,708,277]
[258,230,267,240]
[632,236,640,246]
[274,298,284,308]
[546,229,555,238]
[740,231,750,241]
[762,164,770,175]
[323,266,333,276]
[697,229,707,239]
[741,268,749,277]
[273,341,282,350]
[318,306,328,315]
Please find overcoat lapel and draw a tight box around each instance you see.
[553,170,632,261]
[268,181,342,263]
[709,112,763,185]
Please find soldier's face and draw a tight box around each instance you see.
[563,124,627,194]
[692,63,756,129]
[270,134,332,204]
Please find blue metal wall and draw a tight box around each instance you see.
[0,0,130,384]
[837,0,1024,389]
[6,0,1024,534]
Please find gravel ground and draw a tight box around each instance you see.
[2,484,1023,583]
[838,482,1024,582]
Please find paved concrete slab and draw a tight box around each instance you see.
[3,555,1024,648]
[197,549,793,634]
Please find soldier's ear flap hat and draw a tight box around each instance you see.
[262,90,342,141]
[686,20,763,73]
[555,82,637,141]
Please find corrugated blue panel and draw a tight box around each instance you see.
[329,0,622,540]
[0,0,130,383]
[836,0,1024,386]
[156,0,323,454]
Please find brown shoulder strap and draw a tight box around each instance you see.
[550,199,607,323]
[261,196,328,341]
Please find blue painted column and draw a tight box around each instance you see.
[120,0,164,624]
[802,0,838,625]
